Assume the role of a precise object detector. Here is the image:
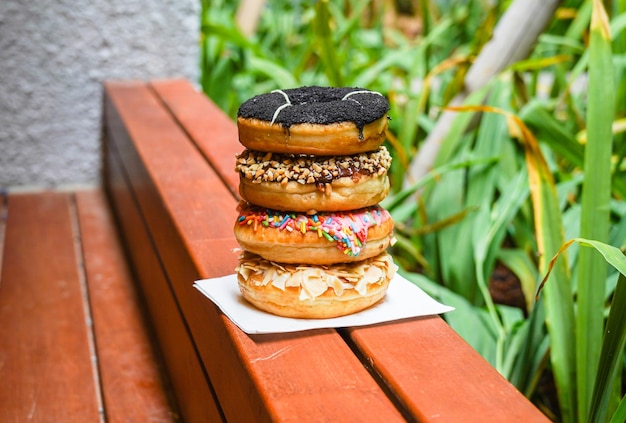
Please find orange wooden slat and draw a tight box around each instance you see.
[345,319,550,422]
[154,79,550,421]
[105,80,406,422]
[105,144,225,422]
[149,79,241,196]
[75,189,178,422]
[0,193,101,422]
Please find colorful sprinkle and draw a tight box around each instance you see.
[237,202,390,257]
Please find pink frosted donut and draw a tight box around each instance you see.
[233,202,394,265]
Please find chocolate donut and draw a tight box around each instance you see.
[237,86,390,155]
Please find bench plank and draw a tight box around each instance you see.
[75,189,178,422]
[107,80,406,422]
[153,80,550,422]
[105,143,225,422]
[345,319,550,422]
[149,79,241,195]
[0,193,101,422]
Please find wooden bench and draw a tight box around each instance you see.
[0,79,550,422]
[101,79,550,422]
[0,189,178,421]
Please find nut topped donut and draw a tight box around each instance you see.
[234,202,395,265]
[235,146,392,212]
[236,251,398,318]
[237,86,390,155]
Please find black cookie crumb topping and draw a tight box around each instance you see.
[237,86,390,133]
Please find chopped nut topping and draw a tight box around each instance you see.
[235,147,392,184]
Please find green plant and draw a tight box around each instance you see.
[391,1,626,420]
[539,239,626,423]
[198,1,626,421]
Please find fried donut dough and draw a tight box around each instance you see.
[234,203,394,265]
[235,147,392,212]
[236,251,398,318]
[237,86,390,155]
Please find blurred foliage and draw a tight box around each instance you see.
[199,1,626,421]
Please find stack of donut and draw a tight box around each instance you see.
[233,86,398,319]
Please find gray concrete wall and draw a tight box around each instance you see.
[0,0,199,190]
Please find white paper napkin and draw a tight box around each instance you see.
[194,273,454,334]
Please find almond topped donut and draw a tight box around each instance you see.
[234,202,394,265]
[237,86,390,156]
[236,251,398,318]
[235,146,392,212]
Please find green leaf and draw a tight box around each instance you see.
[538,237,626,423]
[520,101,585,169]
[609,394,626,423]
[520,110,577,423]
[590,273,626,423]
[573,239,626,275]
[247,56,299,88]
[473,171,529,372]
[313,0,343,86]
[382,156,498,211]
[577,1,615,420]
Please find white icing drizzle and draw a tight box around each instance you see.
[270,89,292,125]
[269,89,383,125]
[272,89,291,103]
[341,90,383,100]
